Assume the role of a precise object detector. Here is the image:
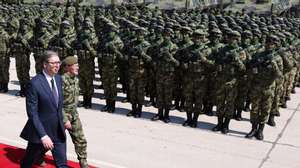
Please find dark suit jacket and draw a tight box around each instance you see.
[20,73,66,143]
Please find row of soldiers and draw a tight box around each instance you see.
[1,3,300,140]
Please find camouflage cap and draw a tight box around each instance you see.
[266,35,280,44]
[223,27,232,34]
[242,30,253,37]
[181,26,192,33]
[155,25,164,31]
[63,56,78,66]
[283,31,292,38]
[135,27,148,34]
[41,20,49,27]
[210,28,222,35]
[228,30,241,37]
[165,22,174,28]
[252,29,262,37]
[61,20,71,27]
[0,19,5,27]
[267,25,276,31]
[163,27,174,34]
[276,32,285,39]
[83,19,93,28]
[193,29,208,36]
[139,19,149,27]
[260,27,269,34]
[274,24,281,30]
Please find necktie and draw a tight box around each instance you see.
[51,78,59,107]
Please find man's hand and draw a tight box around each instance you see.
[41,136,54,150]
[64,120,72,130]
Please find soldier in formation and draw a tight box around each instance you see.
[1,3,300,141]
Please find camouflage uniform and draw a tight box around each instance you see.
[32,21,52,74]
[278,37,296,108]
[204,28,224,116]
[173,26,193,112]
[213,31,246,134]
[12,18,32,96]
[75,19,97,109]
[151,28,179,123]
[0,21,10,93]
[48,20,76,64]
[126,27,152,118]
[62,72,88,168]
[99,23,124,113]
[182,29,212,128]
[234,30,254,120]
[246,35,282,140]
[145,25,164,107]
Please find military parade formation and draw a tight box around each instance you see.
[1,1,300,142]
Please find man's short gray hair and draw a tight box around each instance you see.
[41,50,59,64]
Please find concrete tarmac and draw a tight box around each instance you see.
[0,57,300,168]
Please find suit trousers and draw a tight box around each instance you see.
[20,141,67,168]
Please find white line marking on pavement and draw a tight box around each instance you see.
[0,137,127,168]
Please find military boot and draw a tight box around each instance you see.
[108,100,115,113]
[280,100,287,108]
[267,115,276,127]
[79,159,88,168]
[245,122,258,138]
[221,118,231,134]
[291,87,296,94]
[127,104,137,117]
[1,83,8,93]
[255,124,265,140]
[0,83,3,92]
[101,99,110,112]
[235,110,242,121]
[151,108,164,121]
[182,112,192,127]
[204,104,213,116]
[212,116,223,132]
[163,108,171,123]
[191,112,200,128]
[134,104,143,118]
[84,96,92,109]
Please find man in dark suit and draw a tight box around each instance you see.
[20,51,67,168]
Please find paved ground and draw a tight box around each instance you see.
[1,57,300,168]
